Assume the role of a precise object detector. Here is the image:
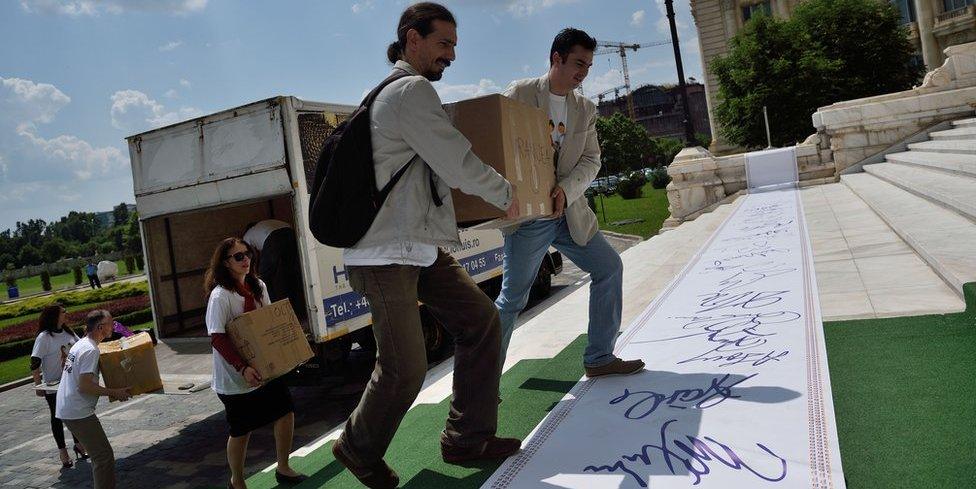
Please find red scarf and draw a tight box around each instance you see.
[235,281,256,312]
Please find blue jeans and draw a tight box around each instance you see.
[495,217,623,367]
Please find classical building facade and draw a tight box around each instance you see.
[596,82,711,142]
[690,0,976,153]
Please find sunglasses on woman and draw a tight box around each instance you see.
[226,250,253,263]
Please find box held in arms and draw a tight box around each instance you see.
[98,332,163,396]
[444,94,555,228]
[226,299,314,381]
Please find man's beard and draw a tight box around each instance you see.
[423,58,451,81]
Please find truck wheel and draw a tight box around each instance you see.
[320,335,352,371]
[420,306,454,361]
[530,261,553,300]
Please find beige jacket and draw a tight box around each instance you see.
[502,75,601,246]
[353,61,513,249]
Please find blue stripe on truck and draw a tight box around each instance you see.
[323,247,506,327]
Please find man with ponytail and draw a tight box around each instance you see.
[332,3,522,487]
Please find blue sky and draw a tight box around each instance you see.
[0,0,702,232]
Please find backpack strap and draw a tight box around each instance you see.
[366,68,443,209]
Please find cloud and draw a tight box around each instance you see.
[158,40,183,52]
[179,78,191,88]
[110,89,203,131]
[164,89,178,98]
[631,9,645,27]
[654,0,689,34]
[20,0,207,16]
[432,78,502,103]
[1,77,71,124]
[506,0,579,18]
[351,0,374,13]
[581,68,624,99]
[17,124,126,180]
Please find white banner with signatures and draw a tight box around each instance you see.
[483,188,845,489]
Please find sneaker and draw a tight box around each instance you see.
[584,358,645,378]
[332,437,400,489]
[441,436,522,464]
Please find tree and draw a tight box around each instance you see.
[649,137,684,167]
[112,203,130,226]
[595,113,652,174]
[40,239,68,263]
[113,228,125,252]
[125,212,142,253]
[712,0,920,148]
[18,244,41,267]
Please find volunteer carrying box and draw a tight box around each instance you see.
[98,332,163,396]
[225,299,313,381]
[444,94,555,227]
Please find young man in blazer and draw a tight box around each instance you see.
[497,28,645,379]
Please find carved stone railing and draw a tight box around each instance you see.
[664,41,976,228]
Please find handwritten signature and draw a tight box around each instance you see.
[608,373,757,419]
[583,419,788,486]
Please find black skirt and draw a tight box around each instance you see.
[216,378,294,437]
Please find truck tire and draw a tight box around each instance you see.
[420,306,454,361]
[530,260,553,300]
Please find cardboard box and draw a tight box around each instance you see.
[98,332,163,396]
[226,299,313,381]
[444,94,555,227]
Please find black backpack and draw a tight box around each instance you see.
[308,70,439,248]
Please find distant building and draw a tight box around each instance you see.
[597,82,711,143]
[690,0,976,152]
[93,203,137,228]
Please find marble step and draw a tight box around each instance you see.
[952,117,976,128]
[884,151,976,178]
[864,162,976,222]
[930,125,976,141]
[907,139,976,155]
[842,172,976,295]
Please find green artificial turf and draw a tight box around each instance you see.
[594,184,669,239]
[823,283,976,489]
[240,336,588,489]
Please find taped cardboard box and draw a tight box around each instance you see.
[444,94,555,227]
[98,332,163,396]
[226,299,313,381]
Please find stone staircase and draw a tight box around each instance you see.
[841,116,976,296]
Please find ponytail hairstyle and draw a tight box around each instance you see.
[387,2,456,63]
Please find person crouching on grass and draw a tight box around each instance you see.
[204,237,307,488]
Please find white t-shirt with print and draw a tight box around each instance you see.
[206,280,269,395]
[548,93,568,153]
[55,337,101,420]
[31,329,79,384]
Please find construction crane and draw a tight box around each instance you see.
[594,40,671,120]
[595,85,628,104]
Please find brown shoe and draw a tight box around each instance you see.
[584,358,645,378]
[332,437,400,488]
[441,436,522,464]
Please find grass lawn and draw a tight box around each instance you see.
[10,259,134,298]
[593,183,670,239]
[0,320,156,385]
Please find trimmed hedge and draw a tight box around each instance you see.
[0,281,148,321]
[0,338,34,363]
[115,308,153,327]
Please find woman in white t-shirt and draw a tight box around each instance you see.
[204,237,306,488]
[30,304,85,467]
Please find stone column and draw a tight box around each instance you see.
[914,0,943,71]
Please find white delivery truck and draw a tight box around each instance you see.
[126,96,561,364]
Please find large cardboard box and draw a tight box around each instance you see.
[226,299,313,381]
[98,332,163,395]
[444,94,555,227]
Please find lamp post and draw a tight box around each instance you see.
[664,0,697,146]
